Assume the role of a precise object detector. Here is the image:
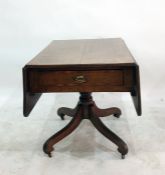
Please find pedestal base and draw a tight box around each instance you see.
[43,92,128,159]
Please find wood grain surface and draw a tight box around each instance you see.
[27,38,135,66]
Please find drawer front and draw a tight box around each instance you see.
[29,69,132,92]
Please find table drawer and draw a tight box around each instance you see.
[29,69,132,92]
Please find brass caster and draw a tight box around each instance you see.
[114,113,120,118]
[121,154,125,159]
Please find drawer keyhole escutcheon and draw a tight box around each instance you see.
[74,75,86,83]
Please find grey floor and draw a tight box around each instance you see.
[0,85,165,175]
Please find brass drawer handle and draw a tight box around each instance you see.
[74,75,86,83]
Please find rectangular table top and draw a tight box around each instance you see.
[23,38,141,117]
[27,38,136,67]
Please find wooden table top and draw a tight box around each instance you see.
[27,38,136,67]
[23,38,141,117]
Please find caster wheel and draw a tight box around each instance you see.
[60,114,65,120]
[48,153,52,157]
[58,113,65,120]
[121,154,125,159]
[114,113,120,118]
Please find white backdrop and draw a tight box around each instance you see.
[0,0,165,99]
[1,1,165,174]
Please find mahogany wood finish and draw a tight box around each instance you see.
[43,93,128,158]
[23,38,142,159]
